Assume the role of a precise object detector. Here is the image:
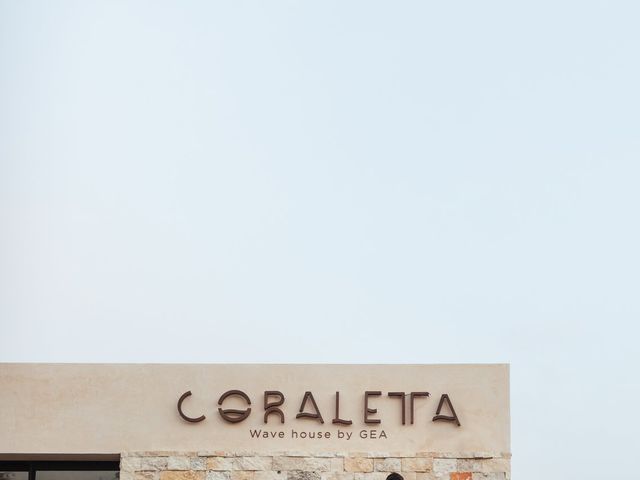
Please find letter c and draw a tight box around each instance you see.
[177,390,206,423]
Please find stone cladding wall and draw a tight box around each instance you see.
[120,451,510,480]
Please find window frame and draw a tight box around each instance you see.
[0,461,120,480]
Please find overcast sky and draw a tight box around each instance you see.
[1,1,639,478]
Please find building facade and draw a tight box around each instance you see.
[0,364,510,480]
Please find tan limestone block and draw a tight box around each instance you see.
[415,474,441,480]
[121,457,143,472]
[135,473,158,480]
[140,458,169,471]
[330,458,344,472]
[398,473,416,480]
[160,472,205,480]
[373,459,401,472]
[431,460,456,475]
[277,452,308,458]
[168,457,191,470]
[362,454,391,459]
[254,472,286,480]
[233,457,273,471]
[456,459,510,474]
[321,474,354,480]
[206,473,231,480]
[272,457,331,472]
[199,452,234,458]
[471,474,505,480]
[401,458,432,473]
[231,472,254,480]
[207,457,234,471]
[479,460,510,474]
[287,473,321,480]
[344,458,373,473]
[353,473,389,480]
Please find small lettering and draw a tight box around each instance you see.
[247,429,387,440]
[249,429,286,438]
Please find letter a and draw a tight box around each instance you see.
[432,394,461,426]
[296,391,324,423]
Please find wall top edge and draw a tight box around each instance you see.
[0,362,510,367]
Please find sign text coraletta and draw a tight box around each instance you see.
[177,388,461,440]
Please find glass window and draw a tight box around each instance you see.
[0,473,29,480]
[0,463,119,480]
[37,472,118,480]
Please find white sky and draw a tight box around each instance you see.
[1,1,638,478]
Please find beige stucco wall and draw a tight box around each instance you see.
[0,364,509,456]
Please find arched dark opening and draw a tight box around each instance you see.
[386,473,404,480]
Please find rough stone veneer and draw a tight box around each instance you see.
[119,452,510,480]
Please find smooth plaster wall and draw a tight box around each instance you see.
[0,364,509,455]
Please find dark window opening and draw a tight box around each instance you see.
[0,461,119,480]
